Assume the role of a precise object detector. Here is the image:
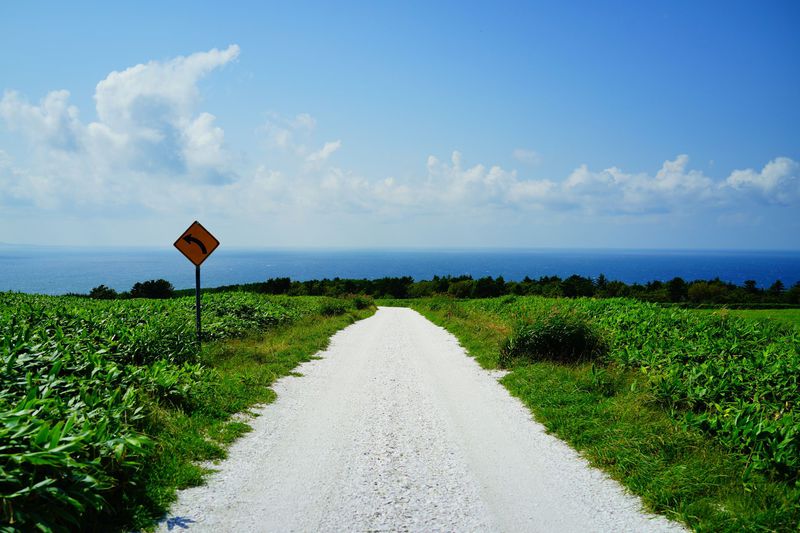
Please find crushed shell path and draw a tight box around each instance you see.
[159,307,685,532]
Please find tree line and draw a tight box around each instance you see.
[85,274,800,306]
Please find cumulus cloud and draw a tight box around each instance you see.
[0,45,797,226]
[94,45,239,129]
[0,90,83,150]
[724,157,799,204]
[182,112,230,177]
[426,151,547,207]
[400,152,798,216]
[0,150,53,207]
[560,155,718,214]
[0,45,240,196]
[307,140,342,163]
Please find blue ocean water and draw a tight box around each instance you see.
[1,246,799,295]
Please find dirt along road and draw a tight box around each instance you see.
[159,307,684,532]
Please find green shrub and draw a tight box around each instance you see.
[129,279,174,299]
[447,280,474,299]
[89,284,117,300]
[318,298,349,316]
[499,308,607,366]
[349,295,374,310]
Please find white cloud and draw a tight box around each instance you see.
[0,150,60,208]
[560,155,718,214]
[262,113,345,178]
[724,157,799,204]
[507,179,556,203]
[307,140,342,163]
[512,148,541,165]
[182,112,230,177]
[1,45,797,231]
[0,45,240,196]
[263,112,319,155]
[94,45,239,130]
[0,90,83,150]
[426,150,538,207]
[653,154,712,194]
[403,153,798,216]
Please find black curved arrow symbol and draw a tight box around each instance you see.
[183,234,207,254]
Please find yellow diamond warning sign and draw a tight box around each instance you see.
[174,221,220,266]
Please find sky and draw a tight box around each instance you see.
[0,1,798,249]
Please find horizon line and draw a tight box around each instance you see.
[2,242,800,254]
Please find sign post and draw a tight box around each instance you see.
[195,265,201,343]
[174,221,220,345]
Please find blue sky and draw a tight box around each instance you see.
[1,1,798,249]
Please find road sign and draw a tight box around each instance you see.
[174,220,220,266]
[174,221,219,345]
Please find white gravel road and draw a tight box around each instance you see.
[158,307,685,532]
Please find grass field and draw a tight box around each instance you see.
[390,296,800,532]
[4,291,797,531]
[1,292,374,531]
[694,308,800,330]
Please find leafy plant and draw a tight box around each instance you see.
[0,291,336,530]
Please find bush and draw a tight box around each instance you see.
[130,279,174,299]
[447,280,474,299]
[349,295,374,310]
[499,309,607,366]
[318,298,349,316]
[89,284,118,299]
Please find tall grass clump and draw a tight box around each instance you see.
[499,308,608,366]
[317,297,349,316]
[348,295,375,310]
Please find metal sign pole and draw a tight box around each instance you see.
[175,220,219,348]
[195,265,202,345]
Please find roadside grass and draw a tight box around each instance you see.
[127,307,374,530]
[395,298,800,532]
[694,308,800,330]
[0,291,374,532]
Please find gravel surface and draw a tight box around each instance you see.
[159,307,685,532]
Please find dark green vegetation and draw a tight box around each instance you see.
[0,292,373,532]
[698,308,800,330]
[87,279,176,300]
[129,279,175,299]
[163,274,800,306]
[499,308,608,366]
[398,296,799,531]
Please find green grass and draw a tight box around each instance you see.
[131,308,374,529]
[392,297,800,532]
[1,292,374,531]
[694,308,800,330]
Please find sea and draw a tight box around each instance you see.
[1,246,800,295]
